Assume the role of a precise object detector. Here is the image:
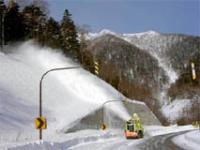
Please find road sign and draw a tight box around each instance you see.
[101,123,107,130]
[35,117,47,129]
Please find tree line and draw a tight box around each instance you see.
[0,0,80,60]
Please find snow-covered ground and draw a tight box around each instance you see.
[0,41,132,148]
[1,129,121,150]
[144,124,195,137]
[173,130,200,150]
[3,125,197,150]
[0,41,198,149]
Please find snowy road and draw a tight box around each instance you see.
[68,131,190,150]
[137,131,188,150]
[68,136,142,150]
[4,129,196,150]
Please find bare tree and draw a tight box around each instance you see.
[76,24,91,63]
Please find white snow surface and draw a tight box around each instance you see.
[144,124,195,137]
[85,29,118,40]
[173,130,200,150]
[4,125,196,150]
[85,29,159,41]
[0,41,131,145]
[122,30,159,39]
[161,99,191,123]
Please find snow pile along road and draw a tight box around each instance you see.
[145,125,195,137]
[0,41,130,143]
[173,130,200,150]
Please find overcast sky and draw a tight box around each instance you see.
[48,0,199,35]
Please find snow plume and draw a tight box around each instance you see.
[0,41,130,135]
[147,50,178,85]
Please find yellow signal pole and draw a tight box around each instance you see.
[191,62,196,80]
[94,61,99,75]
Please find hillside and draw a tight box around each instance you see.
[85,34,167,96]
[83,30,200,125]
[123,31,200,101]
[0,41,160,145]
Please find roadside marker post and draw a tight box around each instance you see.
[35,117,47,129]
[94,61,99,75]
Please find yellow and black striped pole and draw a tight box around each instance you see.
[94,61,99,75]
[191,62,196,80]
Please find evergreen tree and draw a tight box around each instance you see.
[0,0,6,48]
[22,4,46,40]
[45,17,60,48]
[5,0,25,42]
[60,9,80,59]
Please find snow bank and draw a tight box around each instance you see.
[0,41,130,142]
[173,130,200,150]
[5,130,120,150]
[145,125,195,137]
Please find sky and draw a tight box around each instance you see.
[48,0,199,35]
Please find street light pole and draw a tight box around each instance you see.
[39,66,80,140]
[101,99,127,130]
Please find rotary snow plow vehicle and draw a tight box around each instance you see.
[124,113,144,139]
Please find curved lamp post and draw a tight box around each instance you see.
[38,66,81,140]
[101,99,128,130]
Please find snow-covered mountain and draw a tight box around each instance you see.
[83,29,200,124]
[86,29,199,75]
[85,29,159,41]
[86,29,199,85]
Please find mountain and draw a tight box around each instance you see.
[122,31,200,101]
[83,30,200,125]
[84,34,168,101]
[122,31,200,76]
